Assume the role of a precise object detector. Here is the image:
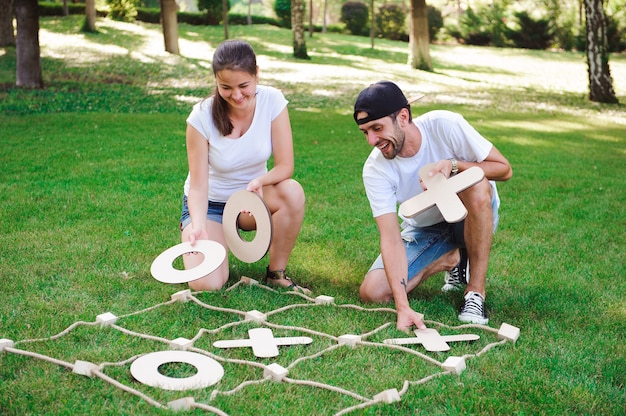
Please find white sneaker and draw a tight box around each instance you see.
[442,248,469,292]
[458,291,488,325]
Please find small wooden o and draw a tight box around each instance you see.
[130,350,224,391]
[222,190,273,263]
[150,240,226,284]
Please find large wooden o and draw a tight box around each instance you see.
[130,350,224,391]
[150,240,226,284]
[222,190,273,263]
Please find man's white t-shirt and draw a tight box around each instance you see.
[362,110,499,228]
[183,85,288,202]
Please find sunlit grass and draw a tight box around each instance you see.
[0,16,625,416]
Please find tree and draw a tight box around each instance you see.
[222,0,229,39]
[14,0,42,88]
[583,0,618,103]
[408,0,431,70]
[160,0,179,54]
[0,0,15,47]
[369,0,374,48]
[291,0,309,59]
[83,0,97,33]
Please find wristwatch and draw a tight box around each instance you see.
[449,158,459,176]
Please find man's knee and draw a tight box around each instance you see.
[360,275,393,303]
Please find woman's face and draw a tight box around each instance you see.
[215,68,258,112]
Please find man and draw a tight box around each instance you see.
[354,81,512,330]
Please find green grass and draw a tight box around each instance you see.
[1,16,625,415]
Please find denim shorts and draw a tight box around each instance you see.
[179,195,225,231]
[368,190,501,280]
[368,221,465,281]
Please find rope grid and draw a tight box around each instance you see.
[1,278,517,415]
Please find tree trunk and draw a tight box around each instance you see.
[408,0,432,71]
[291,0,309,59]
[84,0,96,32]
[308,0,313,37]
[322,0,327,33]
[583,0,617,103]
[222,0,228,39]
[14,0,42,88]
[0,0,15,47]
[160,0,179,54]
[369,0,374,48]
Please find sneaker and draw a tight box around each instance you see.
[458,291,488,324]
[442,248,469,292]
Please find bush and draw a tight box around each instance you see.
[228,13,279,26]
[38,2,106,17]
[508,11,554,49]
[135,7,160,23]
[376,3,407,41]
[341,1,369,37]
[198,0,230,25]
[274,0,291,28]
[107,0,137,22]
[607,14,626,52]
[451,6,491,46]
[428,5,444,41]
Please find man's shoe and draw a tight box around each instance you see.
[442,248,469,292]
[458,291,488,324]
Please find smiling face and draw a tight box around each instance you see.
[215,68,258,112]
[357,111,406,159]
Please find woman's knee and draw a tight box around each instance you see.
[188,267,229,291]
[273,179,305,210]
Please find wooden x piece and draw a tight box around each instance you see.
[213,328,312,358]
[399,163,485,223]
[383,328,480,352]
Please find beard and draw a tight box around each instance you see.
[381,122,405,159]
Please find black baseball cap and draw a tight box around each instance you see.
[353,81,423,125]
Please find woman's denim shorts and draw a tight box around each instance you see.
[179,195,225,231]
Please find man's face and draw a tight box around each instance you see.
[357,113,405,159]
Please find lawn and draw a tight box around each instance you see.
[0,16,625,415]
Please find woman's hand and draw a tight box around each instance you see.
[187,226,209,246]
[246,178,264,198]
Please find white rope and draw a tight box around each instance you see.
[3,279,515,415]
[283,376,371,402]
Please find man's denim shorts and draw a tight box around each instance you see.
[179,195,225,231]
[368,221,465,281]
[368,193,500,280]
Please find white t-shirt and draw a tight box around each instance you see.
[183,85,288,202]
[362,110,499,228]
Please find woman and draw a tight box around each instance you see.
[180,39,308,293]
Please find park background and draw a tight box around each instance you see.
[1,0,625,414]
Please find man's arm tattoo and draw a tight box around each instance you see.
[401,278,407,292]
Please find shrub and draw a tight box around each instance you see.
[607,14,626,52]
[341,1,369,37]
[274,0,291,28]
[135,7,160,23]
[508,11,553,49]
[452,6,491,46]
[228,13,279,26]
[376,3,407,41]
[107,0,137,22]
[198,0,230,25]
[428,5,444,41]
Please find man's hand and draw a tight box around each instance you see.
[396,306,427,331]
